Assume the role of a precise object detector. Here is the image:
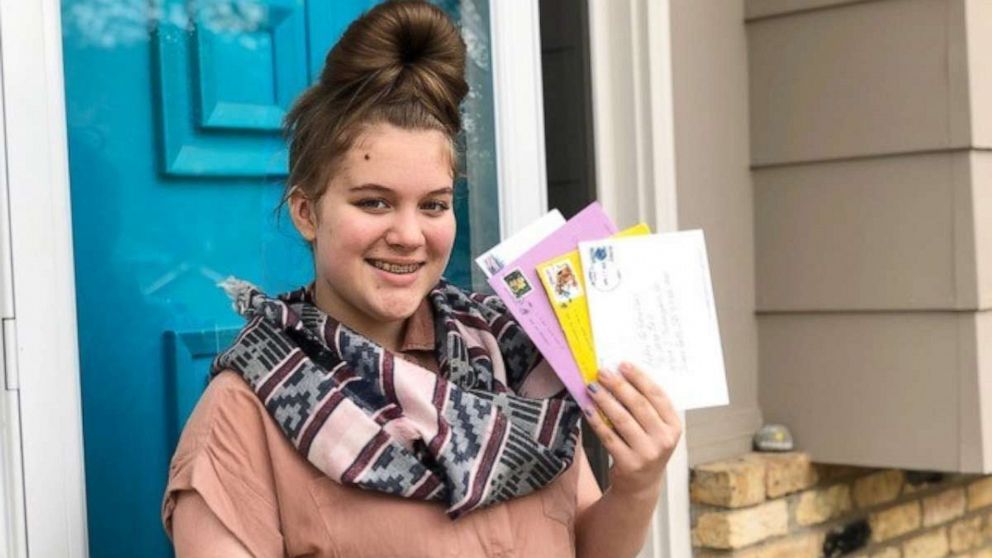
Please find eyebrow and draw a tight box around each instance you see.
[348,183,454,196]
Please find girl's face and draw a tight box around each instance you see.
[289,123,456,335]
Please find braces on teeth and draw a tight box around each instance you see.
[371,261,420,273]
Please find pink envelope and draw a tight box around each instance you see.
[489,202,618,409]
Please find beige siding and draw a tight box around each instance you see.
[748,0,969,166]
[967,0,992,148]
[972,153,992,309]
[749,0,992,471]
[755,152,973,310]
[670,0,762,465]
[758,312,969,471]
[746,0,869,20]
[977,312,992,469]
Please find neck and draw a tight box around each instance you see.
[313,284,405,353]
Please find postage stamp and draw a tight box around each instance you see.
[503,269,534,299]
[543,261,583,304]
[586,245,621,292]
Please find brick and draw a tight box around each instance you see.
[922,488,965,527]
[815,463,872,482]
[949,516,984,552]
[845,549,899,558]
[967,477,992,511]
[901,528,948,558]
[854,470,905,508]
[903,472,947,495]
[692,500,789,549]
[983,510,992,541]
[870,501,922,543]
[764,452,818,498]
[691,455,766,508]
[795,484,853,526]
[743,532,823,558]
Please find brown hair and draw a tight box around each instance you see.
[283,0,468,205]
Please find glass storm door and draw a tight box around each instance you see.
[60,0,499,555]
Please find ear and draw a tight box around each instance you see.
[288,187,318,242]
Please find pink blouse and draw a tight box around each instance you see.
[162,301,585,557]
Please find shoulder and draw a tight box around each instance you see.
[167,370,289,511]
[191,371,265,425]
[207,370,260,403]
[164,371,287,556]
[171,371,272,462]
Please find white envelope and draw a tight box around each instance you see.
[475,209,565,277]
[578,230,729,410]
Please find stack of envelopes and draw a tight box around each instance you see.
[475,202,729,412]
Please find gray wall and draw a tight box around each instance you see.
[749,0,992,471]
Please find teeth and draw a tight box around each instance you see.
[370,260,421,274]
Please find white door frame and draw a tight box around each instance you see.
[588,0,691,556]
[494,1,690,555]
[488,0,550,236]
[0,0,90,556]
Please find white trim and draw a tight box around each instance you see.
[488,0,549,237]
[643,0,678,233]
[0,389,27,558]
[588,0,690,556]
[0,0,89,556]
[0,24,26,556]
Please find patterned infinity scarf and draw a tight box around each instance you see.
[212,278,581,518]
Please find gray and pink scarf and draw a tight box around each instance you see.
[213,278,581,518]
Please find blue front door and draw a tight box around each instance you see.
[60,1,499,555]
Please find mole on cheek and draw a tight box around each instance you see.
[363,153,371,161]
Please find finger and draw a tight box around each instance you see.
[581,404,635,464]
[597,367,666,436]
[587,380,653,453]
[619,362,681,430]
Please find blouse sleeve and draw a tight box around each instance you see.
[162,372,285,558]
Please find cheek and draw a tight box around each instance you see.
[317,215,382,254]
[426,216,457,255]
[311,224,382,286]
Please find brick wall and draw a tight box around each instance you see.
[690,453,992,557]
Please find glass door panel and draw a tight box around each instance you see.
[60,1,499,555]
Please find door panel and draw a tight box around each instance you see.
[60,1,498,555]
[153,9,295,175]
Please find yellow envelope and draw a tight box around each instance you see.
[536,223,651,384]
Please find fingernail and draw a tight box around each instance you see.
[618,362,632,374]
[598,369,615,381]
[582,407,593,418]
[587,382,601,394]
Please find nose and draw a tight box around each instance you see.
[384,208,425,250]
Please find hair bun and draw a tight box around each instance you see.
[284,1,468,203]
[322,0,468,135]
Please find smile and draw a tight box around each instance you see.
[367,259,423,274]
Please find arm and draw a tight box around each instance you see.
[172,492,254,558]
[574,363,682,558]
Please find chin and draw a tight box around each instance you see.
[370,292,425,321]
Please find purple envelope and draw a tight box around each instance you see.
[489,202,618,409]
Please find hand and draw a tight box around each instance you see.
[583,362,682,499]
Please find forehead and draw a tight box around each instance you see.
[334,124,454,191]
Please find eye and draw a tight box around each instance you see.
[421,199,451,214]
[354,198,390,211]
